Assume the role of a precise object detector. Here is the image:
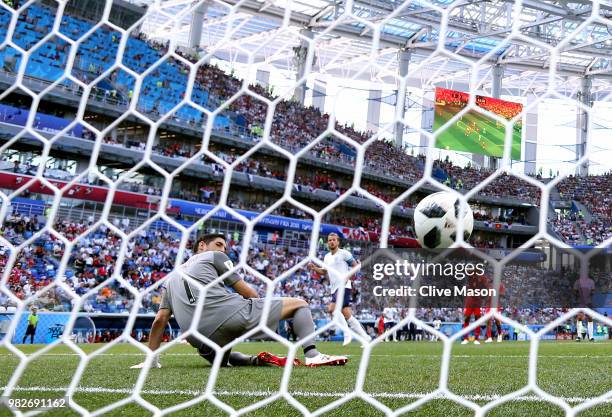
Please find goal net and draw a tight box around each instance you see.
[0,0,610,415]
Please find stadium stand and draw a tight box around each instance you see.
[0,3,542,205]
[553,173,611,245]
[1,206,607,325]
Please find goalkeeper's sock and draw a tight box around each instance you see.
[293,306,320,358]
[587,321,594,340]
[228,352,257,366]
[347,316,370,340]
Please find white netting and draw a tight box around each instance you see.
[0,0,610,415]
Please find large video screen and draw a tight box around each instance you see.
[433,87,523,160]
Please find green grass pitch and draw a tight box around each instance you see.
[1,340,610,416]
[433,105,522,160]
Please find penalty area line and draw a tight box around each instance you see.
[1,386,611,404]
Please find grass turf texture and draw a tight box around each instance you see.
[433,104,522,160]
[0,340,610,416]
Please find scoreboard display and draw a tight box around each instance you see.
[433,87,523,160]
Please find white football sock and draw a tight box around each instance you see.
[347,316,370,340]
[587,321,594,340]
[576,320,584,338]
[334,312,351,336]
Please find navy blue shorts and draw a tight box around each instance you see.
[331,288,353,308]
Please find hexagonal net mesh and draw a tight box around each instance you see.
[0,0,610,415]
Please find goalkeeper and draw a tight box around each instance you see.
[131,233,346,368]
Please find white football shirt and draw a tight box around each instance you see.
[323,248,356,293]
[383,307,397,323]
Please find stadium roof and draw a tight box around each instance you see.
[138,0,612,94]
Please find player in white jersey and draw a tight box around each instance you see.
[432,318,442,341]
[382,307,398,342]
[309,233,370,346]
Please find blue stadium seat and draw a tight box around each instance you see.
[5,4,250,131]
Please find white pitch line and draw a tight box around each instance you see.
[358,354,612,359]
[1,386,611,404]
[0,353,196,357]
[1,353,610,359]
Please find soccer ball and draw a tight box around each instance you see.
[414,191,474,249]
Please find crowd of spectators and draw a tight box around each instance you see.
[0,7,491,207]
[438,160,541,203]
[3,147,608,249]
[403,307,588,328]
[5,3,603,215]
[147,141,413,207]
[0,209,415,319]
[5,7,539,206]
[3,209,606,321]
[551,210,584,245]
[136,60,537,202]
[472,209,527,225]
[552,173,611,245]
[1,213,57,301]
[2,151,421,238]
[0,212,176,312]
[1,219,609,348]
[164,48,543,203]
[0,211,343,318]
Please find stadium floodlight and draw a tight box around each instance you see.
[0,0,610,416]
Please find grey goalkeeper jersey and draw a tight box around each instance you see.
[163,251,248,338]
